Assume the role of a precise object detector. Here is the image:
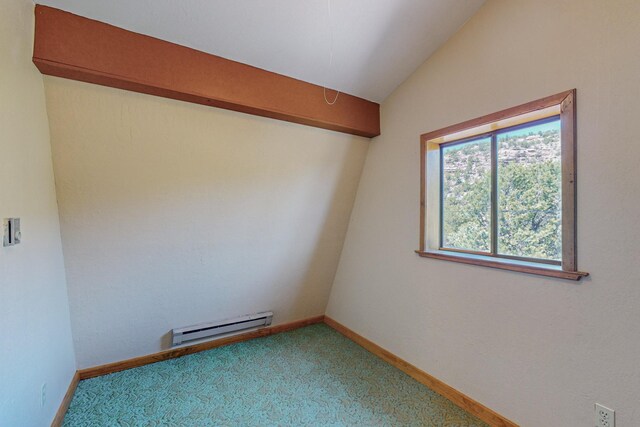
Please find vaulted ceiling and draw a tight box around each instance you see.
[35,0,484,102]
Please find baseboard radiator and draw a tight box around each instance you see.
[171,311,273,346]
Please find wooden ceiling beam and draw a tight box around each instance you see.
[32,5,380,138]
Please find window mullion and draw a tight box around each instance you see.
[439,144,444,249]
[491,133,498,256]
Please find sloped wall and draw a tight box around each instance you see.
[44,77,369,368]
[327,0,640,425]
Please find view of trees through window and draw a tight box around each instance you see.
[441,119,562,261]
[442,137,492,252]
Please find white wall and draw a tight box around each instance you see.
[327,1,640,426]
[44,77,369,368]
[0,1,77,426]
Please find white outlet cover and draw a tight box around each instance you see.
[595,403,615,427]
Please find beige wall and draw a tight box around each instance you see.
[44,77,369,368]
[327,1,640,426]
[0,1,76,426]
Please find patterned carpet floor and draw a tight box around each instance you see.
[63,323,488,426]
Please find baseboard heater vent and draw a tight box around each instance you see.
[171,311,273,346]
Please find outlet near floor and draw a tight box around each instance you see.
[596,403,615,427]
[41,383,46,407]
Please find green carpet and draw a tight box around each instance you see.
[63,323,488,426]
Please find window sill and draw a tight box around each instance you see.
[415,250,589,281]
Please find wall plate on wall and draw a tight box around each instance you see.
[3,218,21,247]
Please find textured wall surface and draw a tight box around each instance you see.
[327,1,640,426]
[0,2,77,426]
[44,77,369,368]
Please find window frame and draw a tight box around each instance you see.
[416,90,588,280]
[438,115,562,265]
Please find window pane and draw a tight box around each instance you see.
[497,119,562,260]
[442,137,492,252]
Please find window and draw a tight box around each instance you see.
[417,90,588,280]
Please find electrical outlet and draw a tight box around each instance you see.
[595,403,614,427]
[41,383,46,408]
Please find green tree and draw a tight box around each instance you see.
[442,140,491,252]
[498,161,561,260]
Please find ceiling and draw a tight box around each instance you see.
[35,0,484,102]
